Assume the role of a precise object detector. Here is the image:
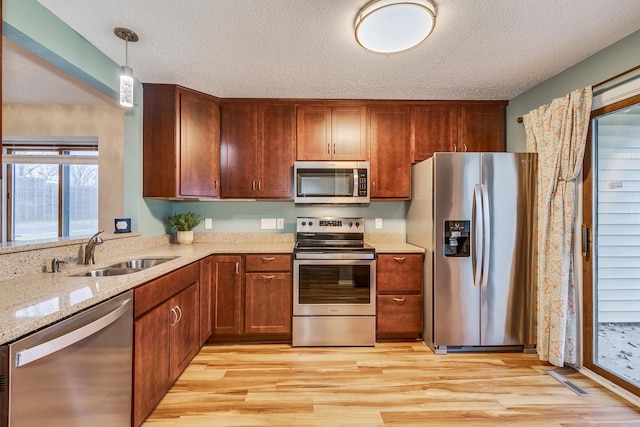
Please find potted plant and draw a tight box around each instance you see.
[167,211,203,244]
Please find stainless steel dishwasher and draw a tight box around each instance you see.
[0,290,133,427]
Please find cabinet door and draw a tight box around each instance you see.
[220,102,258,197]
[211,256,243,335]
[296,105,332,160]
[244,272,292,334]
[257,103,295,198]
[133,301,171,427]
[376,294,423,334]
[460,104,506,152]
[370,106,411,199]
[412,105,458,162]
[170,281,200,380]
[199,256,212,345]
[179,89,221,197]
[331,106,369,161]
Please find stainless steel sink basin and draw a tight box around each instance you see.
[83,267,142,277]
[74,257,177,277]
[106,257,177,270]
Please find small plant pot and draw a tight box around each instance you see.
[176,230,194,244]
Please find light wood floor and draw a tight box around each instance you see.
[143,342,640,426]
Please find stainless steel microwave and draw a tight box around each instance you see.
[294,161,370,204]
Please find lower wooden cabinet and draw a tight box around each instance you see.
[209,254,292,342]
[376,253,424,340]
[133,262,201,427]
[210,255,243,336]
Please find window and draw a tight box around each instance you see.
[2,137,99,242]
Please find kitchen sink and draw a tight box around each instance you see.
[106,257,177,270]
[74,257,178,277]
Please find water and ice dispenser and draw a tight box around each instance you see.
[443,220,470,257]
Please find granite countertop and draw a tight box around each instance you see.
[0,242,293,345]
[0,239,423,345]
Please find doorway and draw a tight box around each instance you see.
[583,93,640,396]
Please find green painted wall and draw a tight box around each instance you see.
[506,29,640,152]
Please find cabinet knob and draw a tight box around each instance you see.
[393,257,406,263]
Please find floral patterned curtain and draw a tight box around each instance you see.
[523,86,593,367]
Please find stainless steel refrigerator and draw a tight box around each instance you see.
[407,152,537,354]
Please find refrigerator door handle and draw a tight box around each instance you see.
[480,184,491,287]
[472,184,484,287]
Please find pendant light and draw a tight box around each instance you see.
[114,27,139,107]
[355,0,436,54]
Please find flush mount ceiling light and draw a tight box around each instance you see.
[114,27,138,107]
[355,0,436,54]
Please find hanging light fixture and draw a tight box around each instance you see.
[355,0,436,54]
[114,27,139,107]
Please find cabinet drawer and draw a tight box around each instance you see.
[376,294,422,333]
[376,254,423,293]
[245,254,291,272]
[134,262,200,318]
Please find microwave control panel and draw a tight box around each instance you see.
[358,169,368,196]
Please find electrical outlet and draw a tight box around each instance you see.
[261,218,277,229]
[204,218,213,229]
[276,218,284,229]
[375,218,383,229]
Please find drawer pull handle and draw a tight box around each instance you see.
[393,257,406,263]
[262,275,276,280]
[393,297,406,305]
[262,257,276,262]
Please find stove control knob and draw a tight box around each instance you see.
[309,221,314,226]
[355,222,360,228]
[349,222,353,228]
[301,221,306,226]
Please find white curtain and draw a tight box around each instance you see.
[523,86,593,367]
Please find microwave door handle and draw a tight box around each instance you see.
[353,169,358,197]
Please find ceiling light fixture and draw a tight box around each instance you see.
[355,0,436,54]
[114,27,139,107]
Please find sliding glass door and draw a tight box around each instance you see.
[583,93,640,396]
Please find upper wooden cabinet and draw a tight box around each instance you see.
[412,102,506,162]
[412,104,459,161]
[142,84,220,199]
[220,101,295,198]
[296,105,369,161]
[460,104,506,152]
[369,105,412,199]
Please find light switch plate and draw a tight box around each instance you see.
[204,218,213,229]
[277,218,284,229]
[375,218,383,229]
[261,218,277,229]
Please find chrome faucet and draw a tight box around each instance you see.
[84,230,104,265]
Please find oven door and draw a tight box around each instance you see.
[293,258,376,316]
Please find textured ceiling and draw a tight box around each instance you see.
[24,1,640,101]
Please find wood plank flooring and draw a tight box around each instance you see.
[143,342,640,426]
